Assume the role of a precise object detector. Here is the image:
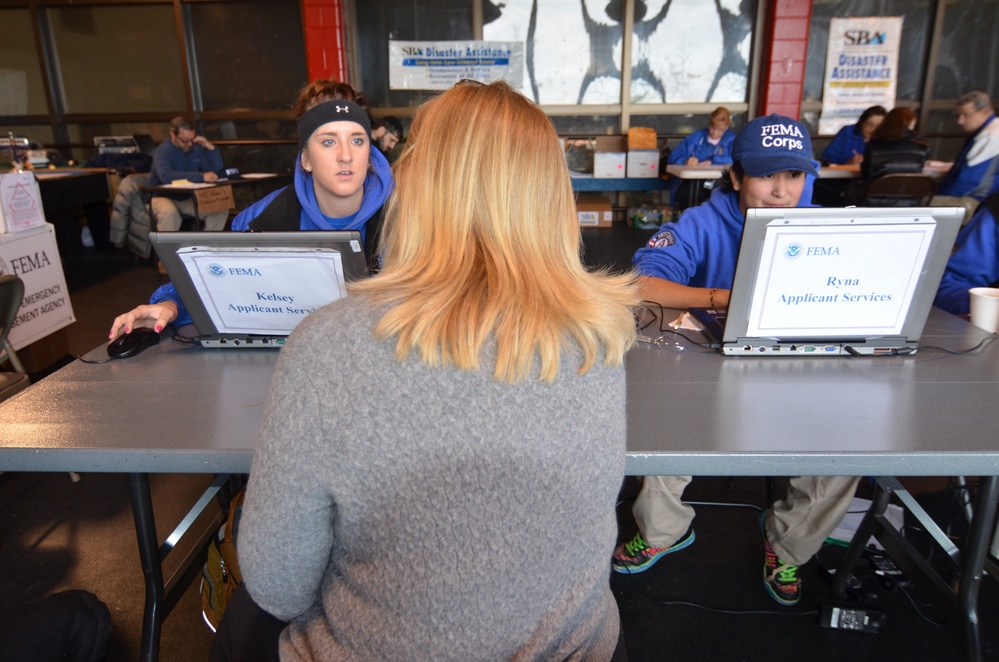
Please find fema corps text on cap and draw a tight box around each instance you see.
[733,114,818,179]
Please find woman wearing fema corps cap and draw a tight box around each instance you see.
[109,80,394,338]
[616,115,862,610]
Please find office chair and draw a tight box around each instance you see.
[863,173,937,207]
[0,275,79,482]
[0,275,29,403]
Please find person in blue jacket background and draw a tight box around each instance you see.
[618,114,863,609]
[933,91,999,204]
[109,79,394,337]
[667,107,736,207]
[934,192,999,315]
[820,105,886,165]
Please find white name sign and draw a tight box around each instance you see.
[747,222,935,337]
[179,248,347,335]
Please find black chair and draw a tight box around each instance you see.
[0,275,29,403]
[862,173,937,207]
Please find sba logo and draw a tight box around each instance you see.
[208,263,226,277]
[784,243,803,259]
[844,30,886,45]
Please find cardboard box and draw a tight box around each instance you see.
[595,136,626,153]
[0,172,46,233]
[194,185,235,214]
[627,126,658,150]
[594,152,626,178]
[627,150,660,178]
[576,193,613,228]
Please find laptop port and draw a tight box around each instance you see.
[772,346,780,351]
[804,346,816,352]
[743,344,752,351]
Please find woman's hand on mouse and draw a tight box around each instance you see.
[109,302,179,339]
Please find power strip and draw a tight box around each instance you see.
[817,601,885,634]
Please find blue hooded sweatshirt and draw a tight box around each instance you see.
[633,181,816,288]
[821,124,867,165]
[934,197,999,315]
[149,147,394,326]
[633,187,746,288]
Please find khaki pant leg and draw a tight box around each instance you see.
[150,197,182,232]
[202,211,230,231]
[765,475,861,565]
[631,475,695,547]
[929,194,980,225]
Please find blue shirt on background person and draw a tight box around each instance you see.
[820,105,886,165]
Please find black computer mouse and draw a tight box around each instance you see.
[107,327,161,359]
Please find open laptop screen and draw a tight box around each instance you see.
[717,206,964,355]
[150,231,368,346]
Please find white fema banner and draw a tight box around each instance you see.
[819,17,903,136]
[389,41,524,91]
[0,224,75,350]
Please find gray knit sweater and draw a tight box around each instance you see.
[239,293,626,661]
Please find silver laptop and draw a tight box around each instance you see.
[689,206,964,356]
[150,231,368,348]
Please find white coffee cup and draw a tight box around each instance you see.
[968,287,999,333]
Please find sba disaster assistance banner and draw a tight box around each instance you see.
[389,41,524,91]
[818,17,903,136]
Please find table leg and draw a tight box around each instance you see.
[958,475,999,662]
[129,472,164,662]
[831,479,891,598]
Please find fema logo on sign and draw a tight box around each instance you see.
[647,230,675,249]
[208,263,226,277]
[784,243,803,259]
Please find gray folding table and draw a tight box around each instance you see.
[0,308,996,661]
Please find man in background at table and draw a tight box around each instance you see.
[148,116,229,233]
[931,91,999,222]
[371,116,403,161]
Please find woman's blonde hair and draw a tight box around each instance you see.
[351,80,638,383]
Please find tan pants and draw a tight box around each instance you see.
[929,194,980,226]
[151,196,229,232]
[631,474,862,565]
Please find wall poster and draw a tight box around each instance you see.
[819,16,903,136]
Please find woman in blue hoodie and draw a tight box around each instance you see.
[109,80,394,336]
[619,115,863,610]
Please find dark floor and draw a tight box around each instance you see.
[1,226,998,661]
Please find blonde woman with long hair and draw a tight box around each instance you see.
[214,80,637,662]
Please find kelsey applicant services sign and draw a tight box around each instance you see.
[818,17,903,136]
[389,41,524,90]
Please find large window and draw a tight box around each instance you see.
[804,0,932,111]
[47,5,187,114]
[355,0,755,133]
[190,1,307,112]
[0,8,49,116]
[628,0,753,106]
[353,0,473,108]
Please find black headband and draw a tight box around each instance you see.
[297,100,372,150]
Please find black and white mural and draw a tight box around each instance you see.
[482,0,753,105]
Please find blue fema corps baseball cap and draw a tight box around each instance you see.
[732,114,818,178]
